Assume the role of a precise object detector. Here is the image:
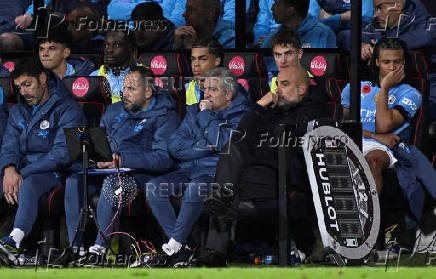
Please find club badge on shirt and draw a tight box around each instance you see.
[40,120,50,130]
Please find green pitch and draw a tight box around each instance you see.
[0,267,435,279]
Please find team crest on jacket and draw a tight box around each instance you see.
[40,120,50,130]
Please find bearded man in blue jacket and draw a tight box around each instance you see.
[144,67,252,268]
[0,58,86,266]
[60,66,180,265]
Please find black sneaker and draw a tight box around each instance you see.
[190,249,226,267]
[146,246,194,268]
[0,236,19,266]
[169,246,194,268]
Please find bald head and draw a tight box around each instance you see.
[276,65,309,108]
[0,33,24,54]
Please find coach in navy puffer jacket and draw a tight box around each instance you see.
[0,58,85,258]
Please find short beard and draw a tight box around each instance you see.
[123,102,142,112]
[277,100,298,111]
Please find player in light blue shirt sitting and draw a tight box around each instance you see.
[341,38,422,194]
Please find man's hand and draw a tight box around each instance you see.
[174,26,196,49]
[3,166,23,205]
[319,9,333,20]
[256,92,278,109]
[14,14,32,29]
[340,10,351,22]
[254,36,265,48]
[380,65,405,91]
[361,43,374,60]
[199,100,213,111]
[97,153,121,169]
[374,133,400,149]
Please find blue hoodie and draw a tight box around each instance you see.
[308,0,373,32]
[262,15,337,48]
[100,88,180,172]
[0,71,86,178]
[338,0,434,52]
[168,86,252,179]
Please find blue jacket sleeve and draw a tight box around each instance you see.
[253,0,276,43]
[26,2,33,14]
[166,0,186,27]
[162,0,176,20]
[222,0,235,24]
[19,103,86,178]
[308,0,321,18]
[195,109,245,152]
[0,109,22,172]
[120,110,180,172]
[362,0,373,26]
[321,13,342,32]
[168,112,214,161]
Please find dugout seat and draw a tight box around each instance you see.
[223,52,269,103]
[138,52,190,117]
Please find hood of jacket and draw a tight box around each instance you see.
[67,56,96,76]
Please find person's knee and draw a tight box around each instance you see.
[366,153,388,174]
[65,175,82,200]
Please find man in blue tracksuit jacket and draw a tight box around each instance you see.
[63,66,180,262]
[145,67,252,268]
[261,0,336,48]
[0,58,86,266]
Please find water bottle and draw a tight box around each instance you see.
[264,254,277,265]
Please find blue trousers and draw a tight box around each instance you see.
[146,169,214,244]
[0,172,62,236]
[65,173,152,248]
